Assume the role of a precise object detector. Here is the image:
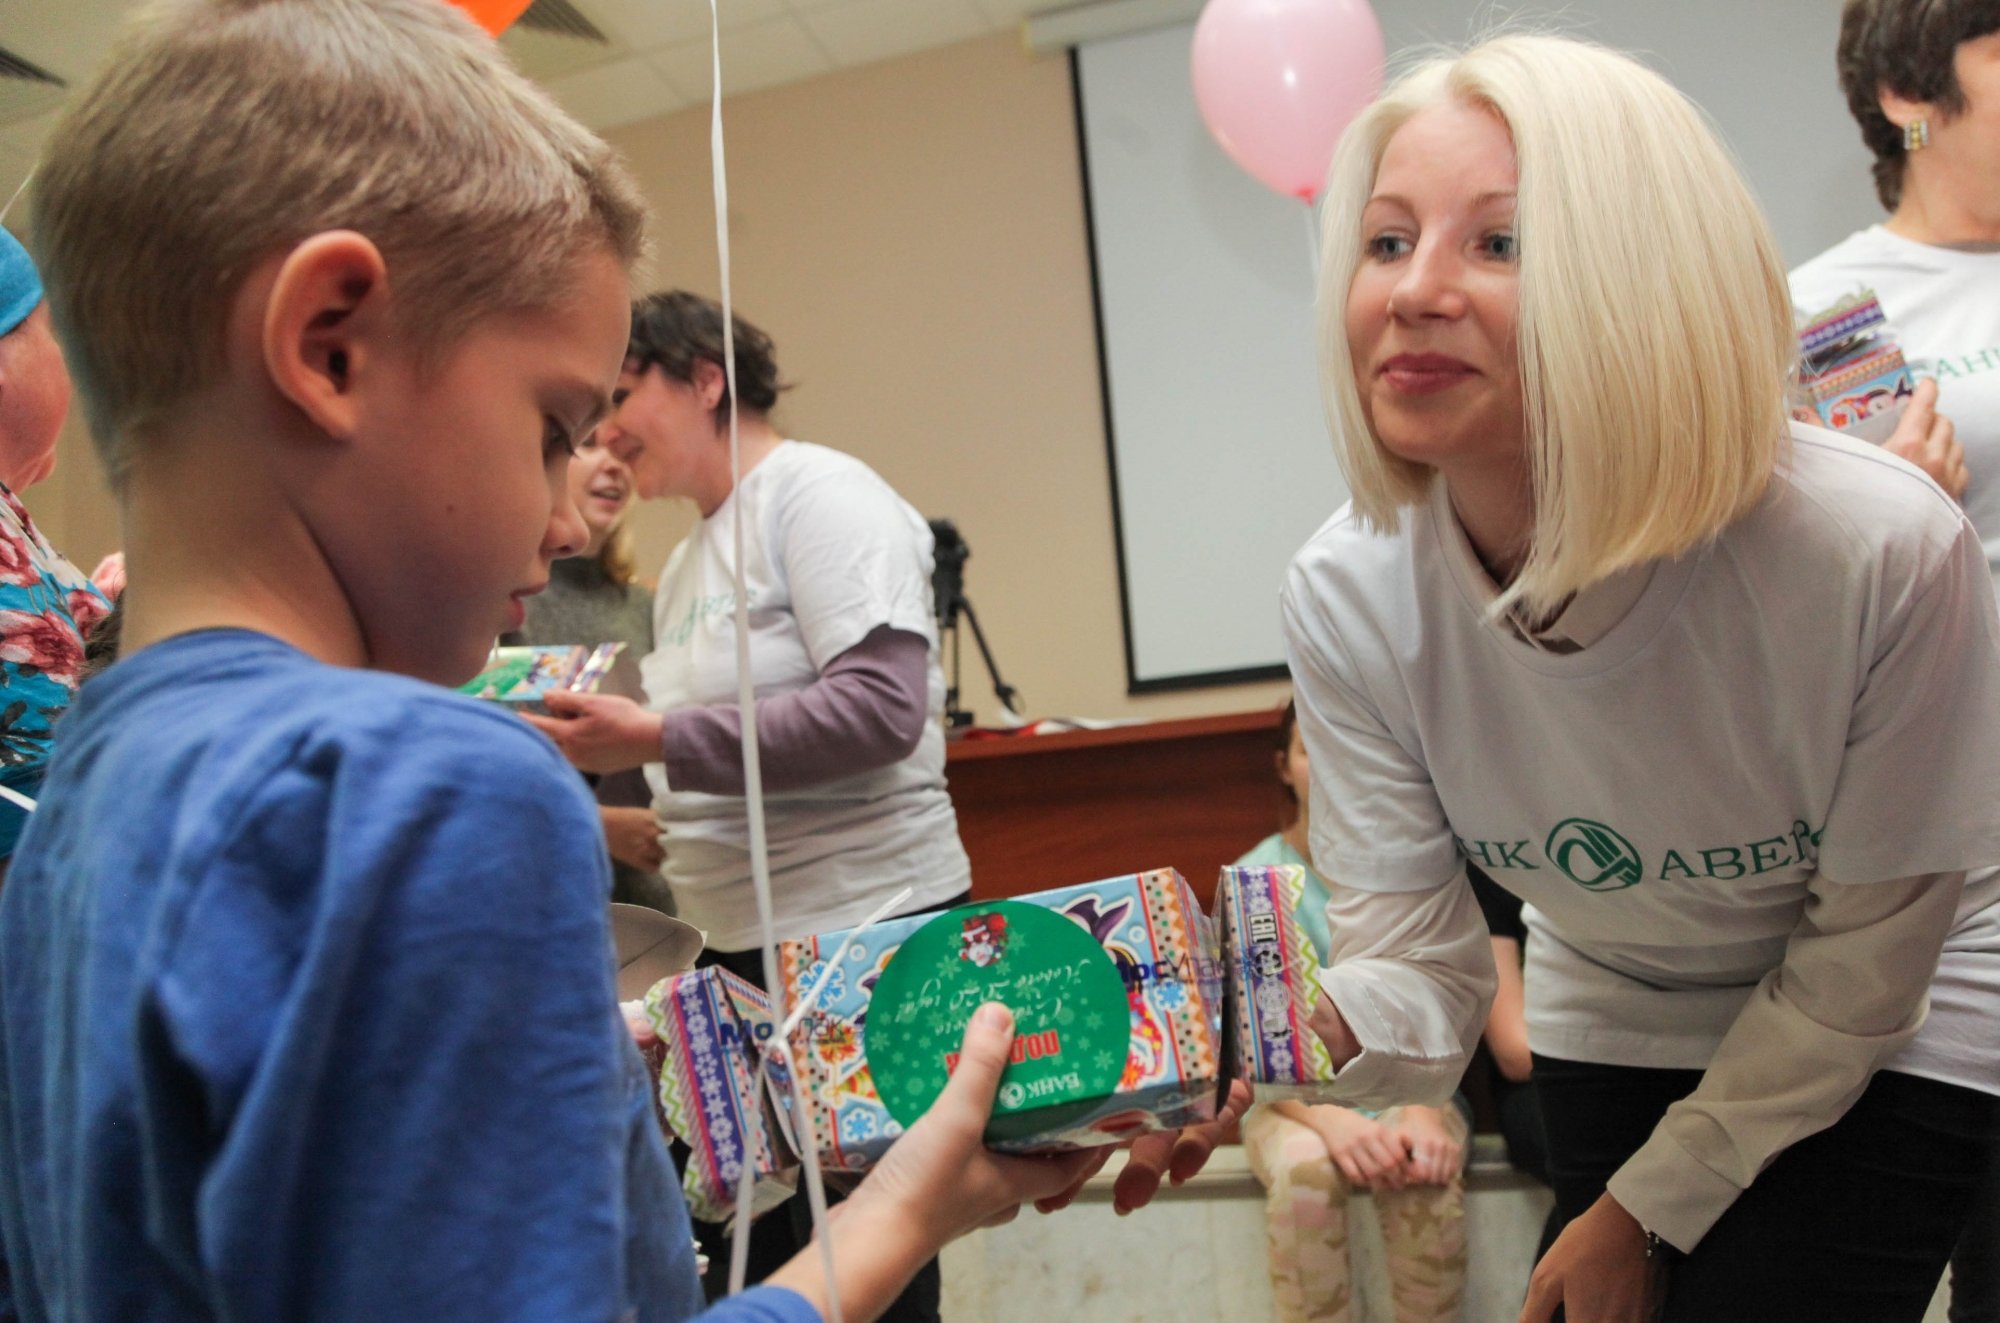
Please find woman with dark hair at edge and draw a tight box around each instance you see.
[1789,8,2000,1317]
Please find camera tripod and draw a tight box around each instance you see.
[928,520,1021,729]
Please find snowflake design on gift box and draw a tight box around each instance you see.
[1153,980,1187,1012]
[804,961,847,1006]
[840,1109,881,1144]
[685,1007,712,1040]
[1270,1046,1295,1077]
[710,1114,737,1148]
[719,1158,742,1184]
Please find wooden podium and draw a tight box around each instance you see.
[944,708,1287,909]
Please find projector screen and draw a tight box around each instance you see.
[1074,4,1877,692]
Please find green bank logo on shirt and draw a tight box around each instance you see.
[1544,819,1644,891]
[658,592,736,648]
[1457,818,1825,891]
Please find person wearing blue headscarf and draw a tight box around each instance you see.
[0,226,110,858]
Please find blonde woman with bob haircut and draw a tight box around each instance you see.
[1284,33,2000,1323]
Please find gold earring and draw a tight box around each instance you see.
[1905,119,1931,151]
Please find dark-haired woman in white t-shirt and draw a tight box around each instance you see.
[1787,11,2000,1318]
[526,291,969,1323]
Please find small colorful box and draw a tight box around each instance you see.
[778,869,1226,1170]
[1796,291,1916,445]
[643,967,798,1226]
[1215,864,1338,1098]
[456,643,638,714]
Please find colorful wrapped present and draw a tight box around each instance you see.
[1215,864,1338,1098]
[777,869,1226,1171]
[1796,290,1916,445]
[456,642,639,714]
[643,967,797,1226]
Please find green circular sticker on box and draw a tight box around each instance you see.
[865,900,1130,1143]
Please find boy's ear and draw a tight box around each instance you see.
[262,231,392,442]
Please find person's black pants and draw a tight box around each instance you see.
[1949,1114,2000,1323]
[685,891,972,1321]
[1533,1055,1997,1323]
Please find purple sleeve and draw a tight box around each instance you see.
[661,626,929,795]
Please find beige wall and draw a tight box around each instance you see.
[32,30,1290,726]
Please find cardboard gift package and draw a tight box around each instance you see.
[643,966,798,1225]
[1214,864,1339,1099]
[777,869,1227,1170]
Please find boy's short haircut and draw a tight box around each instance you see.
[32,0,649,487]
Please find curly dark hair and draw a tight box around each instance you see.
[625,290,786,422]
[1838,0,2000,210]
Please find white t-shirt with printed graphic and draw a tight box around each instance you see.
[1282,424,2000,1097]
[1791,226,2000,601]
[640,440,969,949]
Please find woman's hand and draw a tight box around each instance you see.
[1520,1192,1664,1323]
[1304,1104,1408,1191]
[1390,1104,1464,1186]
[1108,1078,1254,1215]
[600,806,664,872]
[524,691,663,774]
[1883,379,1968,500]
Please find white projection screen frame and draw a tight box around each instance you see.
[1073,4,1877,692]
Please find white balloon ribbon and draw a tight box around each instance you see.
[704,7,843,1317]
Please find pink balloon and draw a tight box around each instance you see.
[1191,0,1386,202]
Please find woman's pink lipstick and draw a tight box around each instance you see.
[1381,353,1477,396]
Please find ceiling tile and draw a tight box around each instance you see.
[968,0,1071,23]
[501,23,626,82]
[581,0,793,51]
[542,55,694,131]
[649,17,833,100]
[0,0,129,92]
[797,0,987,67]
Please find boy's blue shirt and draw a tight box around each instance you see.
[0,630,814,1323]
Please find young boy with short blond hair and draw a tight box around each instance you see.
[0,3,1099,1319]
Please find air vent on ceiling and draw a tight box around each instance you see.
[518,0,611,44]
[0,47,65,88]
[0,45,68,132]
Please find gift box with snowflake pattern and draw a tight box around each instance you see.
[642,966,798,1225]
[776,868,1226,1170]
[1214,864,1339,1098]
